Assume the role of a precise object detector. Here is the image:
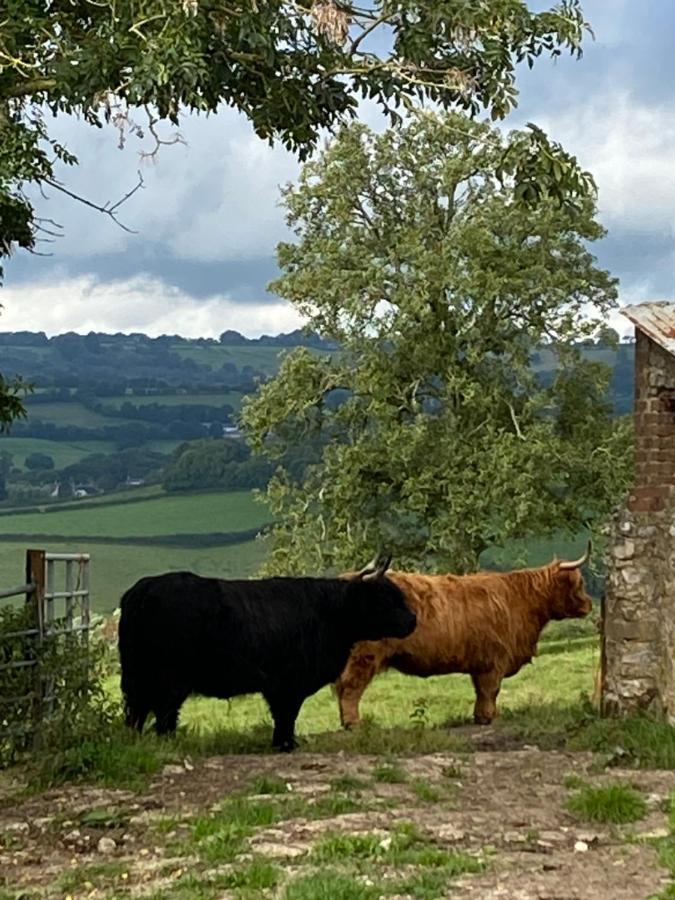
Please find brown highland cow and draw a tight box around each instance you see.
[336,544,593,727]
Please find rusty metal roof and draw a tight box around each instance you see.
[621,301,675,357]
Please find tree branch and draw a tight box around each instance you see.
[44,171,145,233]
[3,77,58,100]
[139,106,186,162]
[350,10,395,55]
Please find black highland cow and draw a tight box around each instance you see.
[118,556,415,751]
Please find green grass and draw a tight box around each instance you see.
[0,490,269,539]
[311,832,384,862]
[190,798,281,863]
[250,775,290,795]
[566,782,648,824]
[411,780,442,803]
[332,775,370,793]
[283,871,378,900]
[147,862,281,900]
[308,825,484,896]
[389,864,484,900]
[29,633,613,789]
[0,437,115,470]
[373,762,408,784]
[0,536,268,614]
[22,401,134,428]
[97,636,599,741]
[56,861,128,893]
[584,716,675,769]
[654,795,675,898]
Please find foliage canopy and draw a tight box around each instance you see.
[1,0,596,430]
[242,111,632,574]
[1,0,595,276]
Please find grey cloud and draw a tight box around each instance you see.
[7,248,281,302]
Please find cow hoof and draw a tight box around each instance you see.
[274,739,298,753]
[342,721,361,731]
[473,715,493,726]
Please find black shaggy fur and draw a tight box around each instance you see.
[118,571,415,751]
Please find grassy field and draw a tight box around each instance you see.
[173,343,334,375]
[0,437,115,469]
[122,630,599,740]
[0,490,269,539]
[104,392,246,409]
[21,401,134,428]
[173,344,299,374]
[0,536,268,613]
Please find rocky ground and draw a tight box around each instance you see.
[0,729,672,899]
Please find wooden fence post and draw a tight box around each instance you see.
[26,549,46,749]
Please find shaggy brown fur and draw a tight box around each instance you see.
[335,555,593,727]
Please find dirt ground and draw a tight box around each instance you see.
[0,727,672,899]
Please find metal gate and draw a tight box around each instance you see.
[0,549,91,756]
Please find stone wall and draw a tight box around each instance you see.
[602,501,674,717]
[603,328,675,718]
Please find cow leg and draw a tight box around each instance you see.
[265,693,304,753]
[471,671,502,725]
[335,653,379,729]
[153,691,188,736]
[124,697,150,733]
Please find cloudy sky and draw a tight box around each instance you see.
[2,0,673,339]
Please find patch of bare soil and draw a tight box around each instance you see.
[0,745,672,899]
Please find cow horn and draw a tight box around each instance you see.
[356,554,381,577]
[558,540,592,571]
[362,554,392,581]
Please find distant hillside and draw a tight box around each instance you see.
[0,329,634,505]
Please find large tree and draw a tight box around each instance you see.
[242,111,632,574]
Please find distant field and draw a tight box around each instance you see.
[173,343,332,374]
[22,401,134,428]
[105,392,246,409]
[143,439,183,454]
[0,537,268,613]
[0,437,115,469]
[0,490,269,539]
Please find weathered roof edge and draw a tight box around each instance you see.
[621,301,675,357]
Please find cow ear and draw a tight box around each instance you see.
[362,554,392,582]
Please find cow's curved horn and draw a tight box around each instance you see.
[558,540,592,571]
[356,554,380,577]
[362,554,392,581]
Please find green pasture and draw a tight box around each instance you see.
[0,437,115,469]
[0,489,269,539]
[173,343,332,375]
[0,536,268,613]
[102,633,599,740]
[21,401,134,428]
[174,344,285,373]
[104,392,245,410]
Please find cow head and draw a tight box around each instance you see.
[346,553,417,640]
[550,541,593,620]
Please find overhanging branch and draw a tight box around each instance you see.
[44,171,145,233]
